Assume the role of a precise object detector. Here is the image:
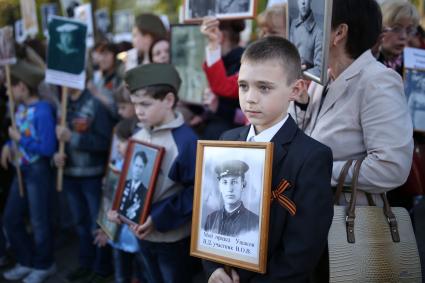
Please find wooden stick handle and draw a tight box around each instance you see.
[56,87,68,192]
[5,64,24,197]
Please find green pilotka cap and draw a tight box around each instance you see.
[10,59,45,89]
[124,63,181,93]
[215,160,249,179]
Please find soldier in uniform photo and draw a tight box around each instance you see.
[119,151,148,222]
[289,0,323,77]
[204,159,259,237]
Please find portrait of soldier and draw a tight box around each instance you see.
[119,151,148,222]
[56,23,79,55]
[289,0,323,77]
[204,159,259,237]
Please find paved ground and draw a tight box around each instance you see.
[0,230,206,283]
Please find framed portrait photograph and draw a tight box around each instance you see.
[45,16,87,90]
[171,24,208,104]
[0,26,17,66]
[184,0,257,22]
[95,8,111,37]
[287,0,333,84]
[404,68,425,132]
[15,20,26,44]
[41,3,59,37]
[191,140,273,273]
[113,10,134,43]
[97,164,121,239]
[60,0,82,17]
[74,3,94,48]
[112,139,165,225]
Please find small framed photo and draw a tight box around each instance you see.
[97,164,120,240]
[112,139,165,225]
[404,68,425,133]
[170,24,208,104]
[190,141,273,273]
[287,0,333,84]
[0,26,17,66]
[184,0,257,23]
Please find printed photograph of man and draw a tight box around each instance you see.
[407,71,425,131]
[118,151,148,223]
[216,0,250,14]
[0,26,16,65]
[47,18,86,75]
[289,0,323,77]
[204,160,259,237]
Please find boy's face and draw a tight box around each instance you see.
[117,102,135,119]
[129,90,173,128]
[238,59,293,133]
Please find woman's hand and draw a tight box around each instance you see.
[201,17,222,49]
[107,210,122,224]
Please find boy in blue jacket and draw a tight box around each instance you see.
[1,60,57,283]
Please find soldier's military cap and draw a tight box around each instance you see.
[10,60,45,89]
[124,63,181,93]
[215,160,249,179]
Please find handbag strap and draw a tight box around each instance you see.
[381,193,401,242]
[345,159,363,243]
[334,160,354,205]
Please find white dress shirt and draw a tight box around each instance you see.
[246,114,289,142]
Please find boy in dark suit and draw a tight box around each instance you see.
[204,36,334,282]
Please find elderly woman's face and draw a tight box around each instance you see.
[381,17,416,57]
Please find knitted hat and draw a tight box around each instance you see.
[10,60,45,89]
[124,63,181,93]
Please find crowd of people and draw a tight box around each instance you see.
[0,0,424,283]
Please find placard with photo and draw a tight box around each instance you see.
[171,24,208,104]
[20,0,39,37]
[41,3,59,37]
[287,0,333,84]
[184,0,257,22]
[404,68,425,132]
[0,26,17,66]
[46,16,87,90]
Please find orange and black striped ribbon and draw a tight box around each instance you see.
[271,179,296,216]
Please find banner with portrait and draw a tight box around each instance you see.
[45,16,87,90]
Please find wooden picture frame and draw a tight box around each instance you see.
[190,140,273,273]
[287,0,333,85]
[184,0,258,23]
[112,139,165,226]
[97,164,120,240]
[403,67,425,133]
[170,24,208,104]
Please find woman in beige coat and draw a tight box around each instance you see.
[289,0,413,203]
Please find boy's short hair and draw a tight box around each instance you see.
[115,118,137,140]
[136,84,179,107]
[114,84,132,104]
[241,36,301,85]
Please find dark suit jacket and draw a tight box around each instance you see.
[119,179,147,223]
[203,116,334,283]
[204,202,259,237]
